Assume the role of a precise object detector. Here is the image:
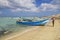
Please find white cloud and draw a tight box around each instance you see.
[0,0,60,13]
[51,0,60,10]
[8,0,39,12]
[0,0,38,12]
[39,3,58,11]
[51,0,60,5]
[0,0,12,8]
[37,0,60,12]
[0,0,9,6]
[11,0,59,12]
[11,7,39,12]
[12,0,34,8]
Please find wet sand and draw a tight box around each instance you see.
[4,19,60,40]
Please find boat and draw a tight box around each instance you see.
[16,18,49,26]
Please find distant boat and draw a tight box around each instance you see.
[16,19,49,26]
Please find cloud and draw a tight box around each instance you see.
[0,0,12,9]
[9,0,60,12]
[0,0,60,13]
[9,0,39,12]
[11,7,39,12]
[35,0,60,12]
[51,0,60,10]
[39,3,58,11]
[0,0,39,12]
[51,0,60,5]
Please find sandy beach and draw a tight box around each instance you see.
[3,17,60,40]
[0,0,60,40]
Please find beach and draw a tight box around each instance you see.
[4,17,60,40]
[0,0,60,40]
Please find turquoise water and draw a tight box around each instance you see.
[0,17,32,34]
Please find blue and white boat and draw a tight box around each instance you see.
[16,18,49,26]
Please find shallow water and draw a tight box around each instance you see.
[0,17,33,37]
[0,17,48,40]
[0,17,48,32]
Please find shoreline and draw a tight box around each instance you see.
[0,15,60,40]
[5,26,40,40]
[5,19,60,40]
[0,26,39,40]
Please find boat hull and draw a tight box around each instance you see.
[16,19,49,26]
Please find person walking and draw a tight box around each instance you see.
[51,16,55,27]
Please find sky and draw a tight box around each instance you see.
[0,0,60,17]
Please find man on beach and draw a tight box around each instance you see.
[51,16,55,27]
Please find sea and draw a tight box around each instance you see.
[0,17,48,32]
[0,17,49,40]
[0,17,35,37]
[0,17,48,40]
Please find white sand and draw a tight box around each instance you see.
[3,19,60,40]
